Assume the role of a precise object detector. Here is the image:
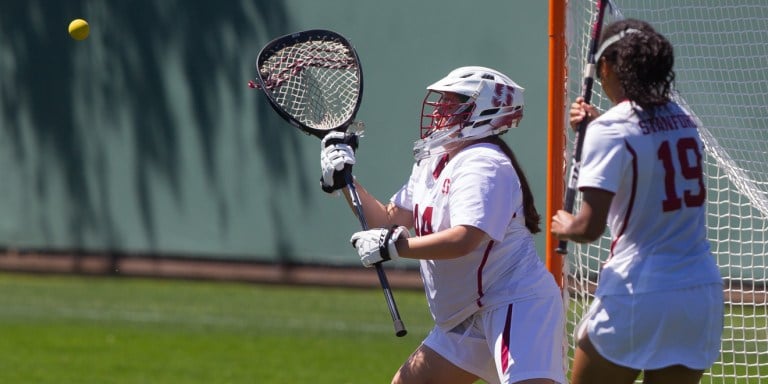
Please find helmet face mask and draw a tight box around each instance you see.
[413,66,525,161]
[420,91,473,140]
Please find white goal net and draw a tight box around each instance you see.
[563,1,768,382]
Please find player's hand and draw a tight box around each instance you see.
[550,209,576,240]
[350,226,409,267]
[569,97,600,130]
[320,131,358,193]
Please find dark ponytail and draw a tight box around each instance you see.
[599,18,675,111]
[486,136,541,234]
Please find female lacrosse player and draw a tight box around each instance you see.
[320,66,566,384]
[550,19,723,384]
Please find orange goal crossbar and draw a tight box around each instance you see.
[546,0,567,289]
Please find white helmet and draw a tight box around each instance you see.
[413,66,524,160]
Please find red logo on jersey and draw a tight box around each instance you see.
[442,178,450,194]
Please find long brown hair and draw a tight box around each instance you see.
[485,136,541,234]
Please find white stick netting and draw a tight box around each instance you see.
[259,39,360,130]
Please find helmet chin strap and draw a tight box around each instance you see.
[413,123,461,161]
[413,122,505,161]
[413,144,447,162]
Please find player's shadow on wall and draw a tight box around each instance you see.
[0,1,305,258]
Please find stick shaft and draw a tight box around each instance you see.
[345,171,407,337]
[556,0,610,255]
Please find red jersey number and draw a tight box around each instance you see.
[413,204,434,236]
[657,137,706,212]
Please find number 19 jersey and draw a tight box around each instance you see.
[578,101,722,296]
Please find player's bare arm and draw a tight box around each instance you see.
[552,187,613,243]
[350,224,488,267]
[395,225,486,260]
[341,181,413,229]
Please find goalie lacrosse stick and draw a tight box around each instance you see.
[250,29,407,337]
[555,0,610,255]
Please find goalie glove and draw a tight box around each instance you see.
[350,226,409,267]
[320,131,359,193]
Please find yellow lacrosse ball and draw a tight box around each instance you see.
[68,19,89,41]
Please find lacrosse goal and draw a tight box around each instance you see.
[546,1,768,382]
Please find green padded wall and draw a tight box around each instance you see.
[0,0,549,265]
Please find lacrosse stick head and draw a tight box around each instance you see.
[255,29,364,139]
[414,66,525,160]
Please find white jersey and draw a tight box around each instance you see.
[391,142,560,330]
[578,101,722,296]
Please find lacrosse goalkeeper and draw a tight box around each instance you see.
[321,66,565,384]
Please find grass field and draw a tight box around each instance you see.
[2,272,763,384]
[0,272,435,384]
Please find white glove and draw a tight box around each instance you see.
[350,226,409,267]
[320,131,357,193]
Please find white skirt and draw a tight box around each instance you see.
[424,294,567,384]
[577,283,724,370]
